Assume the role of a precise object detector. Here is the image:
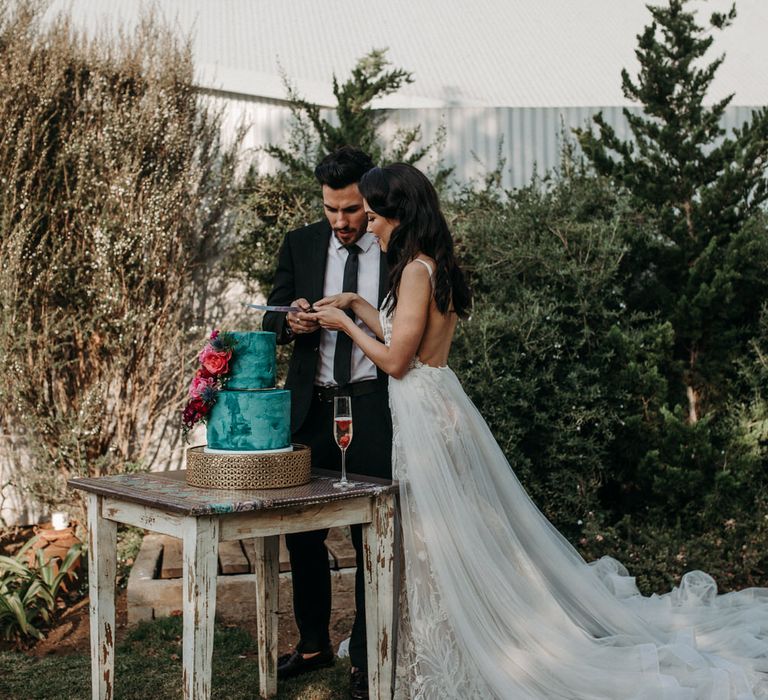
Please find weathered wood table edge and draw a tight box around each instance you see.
[69,469,400,700]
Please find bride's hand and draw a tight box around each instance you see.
[311,307,351,332]
[313,293,357,310]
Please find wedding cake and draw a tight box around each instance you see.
[184,330,311,489]
[206,332,291,451]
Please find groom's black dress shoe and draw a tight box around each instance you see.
[276,648,334,679]
[349,668,369,700]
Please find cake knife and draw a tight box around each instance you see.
[244,303,315,313]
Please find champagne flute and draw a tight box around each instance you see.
[333,396,353,488]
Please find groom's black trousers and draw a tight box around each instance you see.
[288,385,392,670]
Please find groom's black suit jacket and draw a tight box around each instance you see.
[262,219,389,433]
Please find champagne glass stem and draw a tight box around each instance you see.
[340,448,348,485]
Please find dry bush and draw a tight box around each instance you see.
[0,1,239,510]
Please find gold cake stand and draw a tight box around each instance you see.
[185,443,311,490]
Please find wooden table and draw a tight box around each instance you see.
[69,469,398,700]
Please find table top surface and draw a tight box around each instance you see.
[68,469,398,516]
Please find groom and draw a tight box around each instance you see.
[262,146,392,699]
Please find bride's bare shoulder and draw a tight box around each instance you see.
[415,254,436,268]
[404,256,436,277]
[402,257,434,279]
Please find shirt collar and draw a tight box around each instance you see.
[333,230,376,254]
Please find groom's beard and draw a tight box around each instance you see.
[334,228,364,246]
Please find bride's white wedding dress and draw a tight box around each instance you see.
[382,261,768,700]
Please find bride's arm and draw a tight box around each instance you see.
[312,262,431,379]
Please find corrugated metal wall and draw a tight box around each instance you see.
[209,93,762,190]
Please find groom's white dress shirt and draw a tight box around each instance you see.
[314,231,380,386]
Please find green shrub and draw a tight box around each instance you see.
[445,160,768,590]
[573,0,768,545]
[448,169,663,532]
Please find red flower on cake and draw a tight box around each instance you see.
[198,344,232,376]
[183,398,209,423]
[182,329,236,441]
[203,350,231,376]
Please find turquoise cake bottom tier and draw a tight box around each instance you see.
[206,389,291,451]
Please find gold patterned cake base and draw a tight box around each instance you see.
[185,444,311,490]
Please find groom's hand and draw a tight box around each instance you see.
[287,298,319,335]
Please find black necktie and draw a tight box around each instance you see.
[333,244,361,386]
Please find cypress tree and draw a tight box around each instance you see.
[577,0,768,426]
[576,0,768,535]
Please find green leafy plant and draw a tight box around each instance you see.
[116,526,145,590]
[577,0,768,423]
[0,535,82,645]
[446,149,768,591]
[266,48,415,176]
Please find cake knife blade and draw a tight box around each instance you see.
[244,303,314,313]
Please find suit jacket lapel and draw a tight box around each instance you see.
[311,223,332,304]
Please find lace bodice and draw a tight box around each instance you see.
[379,295,395,347]
[380,296,440,372]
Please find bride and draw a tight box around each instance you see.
[310,163,768,699]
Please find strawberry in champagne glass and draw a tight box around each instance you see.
[332,397,353,488]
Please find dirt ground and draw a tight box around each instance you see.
[27,589,128,658]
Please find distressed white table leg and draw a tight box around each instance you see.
[253,535,280,698]
[182,516,220,700]
[87,493,117,700]
[363,493,397,700]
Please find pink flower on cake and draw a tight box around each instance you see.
[189,374,216,399]
[182,330,237,441]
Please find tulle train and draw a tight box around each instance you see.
[389,362,768,700]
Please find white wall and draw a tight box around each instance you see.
[0,435,43,527]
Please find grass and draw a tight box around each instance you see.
[0,617,350,699]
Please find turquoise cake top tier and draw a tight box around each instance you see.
[227,331,276,390]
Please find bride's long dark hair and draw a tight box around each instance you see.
[359,163,471,317]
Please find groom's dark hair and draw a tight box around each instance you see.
[314,146,374,189]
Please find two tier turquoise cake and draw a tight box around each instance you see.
[205,332,291,452]
[185,331,311,490]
